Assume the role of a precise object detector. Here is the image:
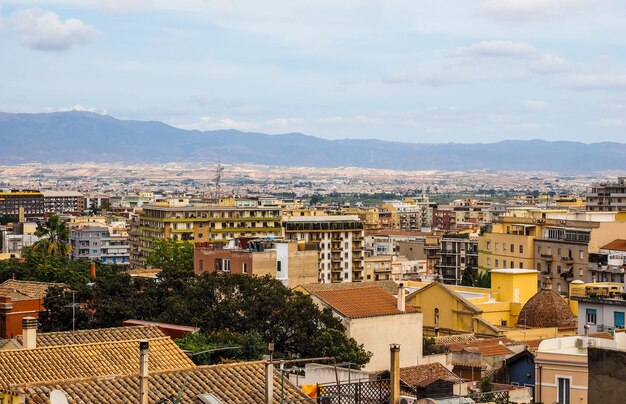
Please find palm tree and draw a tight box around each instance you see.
[33,215,73,256]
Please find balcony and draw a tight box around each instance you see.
[561,256,574,263]
[540,254,553,261]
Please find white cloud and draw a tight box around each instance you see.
[10,8,100,51]
[264,117,305,128]
[319,115,385,125]
[562,74,626,90]
[600,118,626,127]
[47,104,107,114]
[527,54,569,74]
[100,0,152,13]
[483,0,598,20]
[458,40,537,58]
[197,116,254,131]
[521,99,548,110]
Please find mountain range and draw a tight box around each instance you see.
[1,111,624,172]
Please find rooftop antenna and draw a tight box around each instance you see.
[214,162,224,199]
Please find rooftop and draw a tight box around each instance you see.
[602,239,626,252]
[0,337,194,388]
[517,289,577,329]
[314,286,417,319]
[4,361,309,403]
[0,279,66,301]
[13,325,166,348]
[297,280,399,296]
[490,268,538,275]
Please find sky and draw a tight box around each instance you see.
[1,0,626,143]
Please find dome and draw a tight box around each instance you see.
[517,289,577,328]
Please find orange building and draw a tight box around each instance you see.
[0,280,66,339]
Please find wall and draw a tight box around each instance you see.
[535,350,588,404]
[0,296,44,339]
[347,312,423,372]
[588,347,626,404]
[576,300,626,334]
[194,248,253,276]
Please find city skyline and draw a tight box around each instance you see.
[2,1,626,143]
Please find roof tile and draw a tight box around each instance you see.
[314,286,417,319]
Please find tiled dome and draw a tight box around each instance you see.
[517,289,577,328]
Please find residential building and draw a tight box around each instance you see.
[381,196,433,231]
[134,202,282,267]
[534,332,626,404]
[587,346,626,404]
[283,215,364,283]
[588,239,626,283]
[570,281,626,334]
[586,177,626,211]
[0,191,44,221]
[309,285,423,371]
[41,190,84,213]
[0,280,66,339]
[70,226,130,265]
[479,214,626,295]
[0,223,40,259]
[437,233,478,285]
[341,206,381,229]
[110,192,155,208]
[194,239,318,287]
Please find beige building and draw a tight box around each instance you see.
[381,196,433,231]
[133,202,281,267]
[535,332,626,404]
[283,215,365,283]
[479,213,626,294]
[309,285,423,372]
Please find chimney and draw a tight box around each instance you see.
[139,340,149,404]
[264,360,274,404]
[397,283,406,312]
[22,316,38,349]
[90,262,97,278]
[389,344,400,404]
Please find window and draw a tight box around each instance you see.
[92,249,98,254]
[519,245,524,254]
[579,250,584,260]
[198,233,203,239]
[224,259,231,272]
[503,260,507,268]
[615,311,625,328]
[215,258,223,271]
[495,259,499,267]
[537,263,542,272]
[579,268,584,277]
[199,259,204,270]
[586,308,597,325]
[495,243,499,251]
[243,262,248,274]
[557,377,571,404]
[275,261,280,272]
[510,261,514,269]
[487,258,492,266]
[434,308,440,327]
[487,241,491,250]
[510,244,515,253]
[503,244,507,251]
[519,262,523,269]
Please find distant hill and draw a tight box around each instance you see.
[0,111,624,172]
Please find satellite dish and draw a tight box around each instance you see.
[50,390,69,404]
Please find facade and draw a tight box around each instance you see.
[588,239,626,283]
[570,282,626,334]
[0,280,65,339]
[341,207,381,230]
[0,191,44,220]
[41,191,84,213]
[194,239,318,287]
[381,196,433,231]
[134,203,282,267]
[283,215,364,283]
[534,333,626,404]
[437,233,478,285]
[479,215,626,295]
[586,177,626,211]
[70,226,130,265]
[309,285,423,372]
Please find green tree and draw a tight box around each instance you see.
[308,329,372,367]
[474,271,491,288]
[147,239,194,279]
[33,215,72,256]
[461,267,478,287]
[38,286,90,332]
[176,330,265,365]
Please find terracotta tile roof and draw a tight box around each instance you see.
[299,280,399,296]
[6,362,310,403]
[127,268,162,278]
[517,289,577,329]
[0,279,66,301]
[432,334,476,347]
[399,363,461,386]
[365,230,432,237]
[447,337,517,356]
[0,337,194,388]
[512,339,543,354]
[14,325,166,347]
[314,286,417,319]
[601,239,626,252]
[589,332,614,340]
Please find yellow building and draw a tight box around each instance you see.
[341,207,381,230]
[406,269,540,336]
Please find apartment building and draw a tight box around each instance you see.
[0,191,44,220]
[479,213,626,294]
[194,239,318,287]
[340,207,381,230]
[570,282,626,334]
[381,196,433,231]
[437,233,478,285]
[133,202,282,267]
[588,239,626,283]
[41,191,84,213]
[283,215,364,283]
[586,177,626,211]
[70,226,130,265]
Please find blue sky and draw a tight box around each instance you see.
[1,0,626,143]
